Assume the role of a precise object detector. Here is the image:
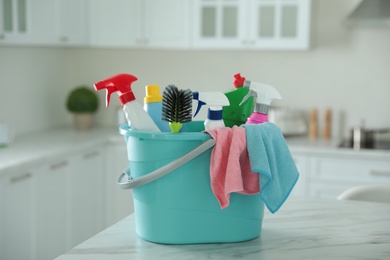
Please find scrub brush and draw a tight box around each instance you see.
[162,84,192,133]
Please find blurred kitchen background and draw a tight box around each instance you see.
[2,1,390,259]
[0,0,389,140]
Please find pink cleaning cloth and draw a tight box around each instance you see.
[205,126,260,209]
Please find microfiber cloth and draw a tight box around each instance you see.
[205,126,260,209]
[243,123,299,213]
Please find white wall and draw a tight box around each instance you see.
[1,0,390,139]
[0,47,73,137]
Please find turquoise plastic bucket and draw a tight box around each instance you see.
[118,121,264,244]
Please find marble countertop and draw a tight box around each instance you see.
[55,197,390,260]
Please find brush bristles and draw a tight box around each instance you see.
[162,85,192,124]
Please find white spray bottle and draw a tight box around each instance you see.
[94,73,160,132]
[193,91,230,130]
[240,80,282,124]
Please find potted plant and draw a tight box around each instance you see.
[66,85,99,130]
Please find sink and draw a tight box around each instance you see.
[338,139,390,150]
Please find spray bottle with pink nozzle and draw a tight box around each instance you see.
[94,73,160,132]
[240,80,282,124]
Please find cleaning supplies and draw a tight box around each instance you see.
[161,84,193,133]
[144,85,170,132]
[94,73,160,132]
[240,80,282,124]
[193,91,230,131]
[222,73,255,127]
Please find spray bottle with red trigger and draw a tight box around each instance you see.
[240,80,282,124]
[94,73,160,132]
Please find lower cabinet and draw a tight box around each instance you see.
[0,144,108,260]
[36,158,71,260]
[105,143,134,226]
[70,147,106,246]
[0,167,37,260]
[290,151,390,199]
[290,154,309,197]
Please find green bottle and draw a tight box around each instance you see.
[222,73,255,127]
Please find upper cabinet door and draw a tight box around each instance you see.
[193,0,311,50]
[248,0,311,50]
[0,0,32,44]
[89,0,191,48]
[192,0,246,48]
[0,0,90,46]
[1,169,36,260]
[89,0,142,47]
[144,0,191,48]
[55,0,90,46]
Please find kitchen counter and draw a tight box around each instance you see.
[0,126,119,175]
[1,127,389,177]
[286,136,390,160]
[55,197,390,260]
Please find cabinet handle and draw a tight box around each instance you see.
[83,151,99,159]
[50,161,68,170]
[10,172,32,183]
[370,170,390,177]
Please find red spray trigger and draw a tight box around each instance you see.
[233,73,245,88]
[94,73,138,107]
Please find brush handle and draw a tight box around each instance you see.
[117,139,215,189]
[169,122,183,133]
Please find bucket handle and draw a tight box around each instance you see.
[117,139,215,189]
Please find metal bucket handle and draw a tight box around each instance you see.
[117,139,215,189]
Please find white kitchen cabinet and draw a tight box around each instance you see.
[89,0,140,47]
[0,167,37,260]
[0,130,125,260]
[89,0,191,48]
[0,0,59,45]
[192,0,311,50]
[70,146,106,246]
[36,157,71,260]
[290,149,390,199]
[0,0,31,44]
[35,146,108,260]
[29,0,89,46]
[290,154,309,197]
[0,0,89,46]
[106,142,133,226]
[54,0,90,46]
[309,156,390,199]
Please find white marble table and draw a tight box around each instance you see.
[55,197,390,260]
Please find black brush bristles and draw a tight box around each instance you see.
[162,85,192,133]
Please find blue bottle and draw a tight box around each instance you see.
[144,85,171,132]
